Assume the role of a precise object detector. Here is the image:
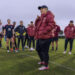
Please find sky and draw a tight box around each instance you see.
[0,0,75,30]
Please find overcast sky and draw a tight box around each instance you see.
[0,0,75,30]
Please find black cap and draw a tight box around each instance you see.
[38,5,48,10]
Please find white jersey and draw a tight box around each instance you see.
[0,25,2,33]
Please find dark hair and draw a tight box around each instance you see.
[13,21,16,23]
[7,19,10,21]
[70,20,74,23]
[31,21,33,23]
[20,20,23,23]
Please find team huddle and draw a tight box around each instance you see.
[0,5,75,70]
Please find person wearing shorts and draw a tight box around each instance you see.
[4,19,15,52]
[51,24,60,51]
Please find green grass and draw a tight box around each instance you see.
[0,39,75,75]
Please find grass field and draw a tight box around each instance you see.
[0,39,75,75]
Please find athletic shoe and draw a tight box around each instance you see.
[38,66,49,71]
[25,46,29,48]
[15,50,18,53]
[22,48,24,51]
[30,48,35,51]
[52,47,54,51]
[63,51,66,54]
[55,48,58,51]
[33,48,35,50]
[69,52,72,55]
[11,48,13,52]
[38,62,45,65]
[7,50,10,53]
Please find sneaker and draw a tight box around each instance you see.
[22,48,24,51]
[63,51,66,54]
[11,48,13,52]
[69,52,72,55]
[30,48,35,51]
[25,46,29,48]
[38,66,49,71]
[55,47,58,51]
[52,47,54,51]
[15,50,18,53]
[30,48,33,51]
[38,62,45,65]
[7,50,10,53]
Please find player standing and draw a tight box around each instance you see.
[27,21,35,51]
[13,21,18,52]
[15,21,26,51]
[51,24,60,51]
[24,27,29,49]
[4,19,15,52]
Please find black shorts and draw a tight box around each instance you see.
[52,37,58,42]
[6,35,13,39]
[0,34,3,38]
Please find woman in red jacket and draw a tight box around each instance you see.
[35,5,55,70]
[27,21,35,51]
[51,24,60,51]
[63,20,75,55]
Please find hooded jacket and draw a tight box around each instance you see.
[64,24,75,39]
[35,11,56,39]
[27,25,35,37]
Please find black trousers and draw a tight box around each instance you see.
[64,38,73,52]
[24,37,29,47]
[36,39,52,67]
[14,38,17,49]
[29,36,35,48]
[18,36,24,49]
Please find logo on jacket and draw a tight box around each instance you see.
[72,28,74,31]
[43,17,46,23]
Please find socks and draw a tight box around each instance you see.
[52,47,54,51]
[7,46,9,50]
[10,42,12,49]
[56,47,58,51]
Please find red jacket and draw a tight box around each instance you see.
[64,24,75,39]
[27,25,35,37]
[35,11,56,39]
[52,25,60,38]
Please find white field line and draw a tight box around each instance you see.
[25,54,75,72]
